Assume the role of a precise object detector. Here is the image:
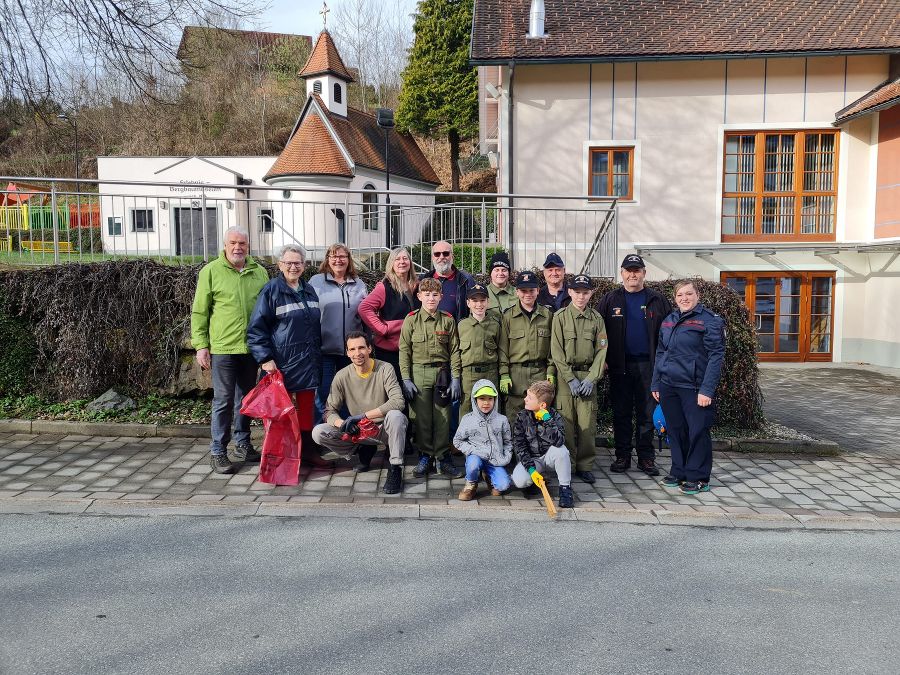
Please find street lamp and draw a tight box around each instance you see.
[57,112,79,195]
[376,108,395,247]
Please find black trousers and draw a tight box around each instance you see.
[609,359,655,461]
[658,385,714,482]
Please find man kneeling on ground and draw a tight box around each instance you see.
[311,331,408,494]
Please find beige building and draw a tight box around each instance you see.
[471,0,900,367]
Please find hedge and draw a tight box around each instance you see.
[0,260,763,429]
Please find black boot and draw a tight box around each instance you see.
[355,445,376,472]
[383,464,403,494]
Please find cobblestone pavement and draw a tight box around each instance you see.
[1,432,899,526]
[760,364,900,459]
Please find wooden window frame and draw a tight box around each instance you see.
[721,271,835,362]
[588,147,634,200]
[722,129,839,243]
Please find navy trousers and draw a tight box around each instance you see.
[658,385,715,482]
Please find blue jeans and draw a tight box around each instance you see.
[210,353,259,456]
[315,354,351,424]
[464,454,511,492]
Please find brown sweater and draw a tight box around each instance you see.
[324,359,405,425]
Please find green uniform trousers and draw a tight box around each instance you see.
[505,362,549,427]
[461,365,500,415]
[556,368,598,471]
[411,363,451,458]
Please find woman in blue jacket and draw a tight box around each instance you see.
[651,280,725,495]
[247,244,322,432]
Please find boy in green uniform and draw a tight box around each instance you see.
[457,283,502,415]
[551,274,608,484]
[499,271,556,427]
[399,277,464,479]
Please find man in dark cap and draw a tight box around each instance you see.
[499,271,556,426]
[537,252,571,312]
[487,251,516,314]
[596,254,671,476]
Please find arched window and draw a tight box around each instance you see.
[313,80,322,95]
[333,82,342,104]
[362,184,378,231]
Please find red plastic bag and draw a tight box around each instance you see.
[240,371,302,485]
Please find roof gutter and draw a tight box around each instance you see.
[470,48,900,67]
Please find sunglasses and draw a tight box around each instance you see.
[433,251,452,257]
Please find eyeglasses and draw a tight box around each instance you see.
[433,251,452,258]
[280,261,304,268]
[329,255,349,260]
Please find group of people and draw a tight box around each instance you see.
[190,227,726,507]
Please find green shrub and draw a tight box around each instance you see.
[0,307,36,395]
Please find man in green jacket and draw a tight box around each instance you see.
[191,227,269,474]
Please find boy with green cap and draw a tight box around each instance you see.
[454,379,512,500]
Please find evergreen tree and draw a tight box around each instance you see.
[396,0,477,192]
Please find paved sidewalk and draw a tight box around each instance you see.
[1,431,899,528]
[761,364,900,459]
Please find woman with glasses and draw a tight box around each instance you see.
[308,243,369,424]
[247,244,322,435]
[358,247,421,385]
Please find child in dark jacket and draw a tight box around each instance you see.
[511,380,574,508]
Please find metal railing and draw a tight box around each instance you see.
[0,177,618,275]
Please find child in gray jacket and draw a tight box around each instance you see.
[453,379,512,500]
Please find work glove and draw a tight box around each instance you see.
[340,413,366,436]
[528,467,545,489]
[449,377,462,402]
[567,379,581,397]
[499,376,512,395]
[578,379,595,398]
[547,374,556,386]
[402,379,419,402]
[533,408,551,423]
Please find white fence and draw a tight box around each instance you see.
[0,177,618,276]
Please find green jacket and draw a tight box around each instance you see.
[190,252,270,354]
[551,303,608,385]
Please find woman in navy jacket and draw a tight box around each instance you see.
[247,244,322,432]
[651,280,725,495]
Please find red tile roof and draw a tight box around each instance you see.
[470,0,900,62]
[300,30,355,81]
[264,96,441,186]
[264,110,353,181]
[835,78,900,124]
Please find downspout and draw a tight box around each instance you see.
[507,60,516,266]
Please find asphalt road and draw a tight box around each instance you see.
[1,514,898,675]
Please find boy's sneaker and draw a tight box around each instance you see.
[382,465,403,494]
[558,485,575,508]
[661,474,682,488]
[610,457,630,473]
[413,454,432,478]
[679,480,711,495]
[637,458,660,476]
[209,453,234,474]
[490,487,503,497]
[354,445,376,472]
[438,456,464,479]
[230,442,260,464]
[458,481,478,501]
[522,484,540,499]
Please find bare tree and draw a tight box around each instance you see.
[0,0,264,107]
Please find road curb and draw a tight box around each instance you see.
[1,496,894,531]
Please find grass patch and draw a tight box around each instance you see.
[0,393,212,425]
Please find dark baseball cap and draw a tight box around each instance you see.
[621,254,645,269]
[570,274,592,290]
[467,283,489,299]
[542,252,565,268]
[490,251,511,270]
[515,271,539,289]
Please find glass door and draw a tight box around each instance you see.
[722,272,834,362]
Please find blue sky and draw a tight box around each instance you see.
[256,0,334,38]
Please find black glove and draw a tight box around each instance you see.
[402,379,419,402]
[340,414,365,436]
